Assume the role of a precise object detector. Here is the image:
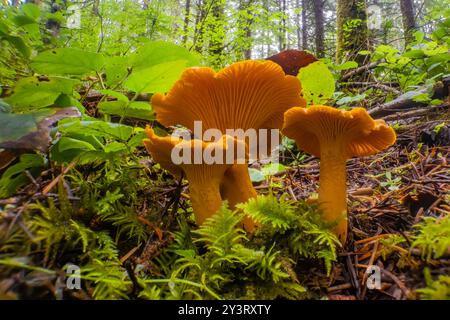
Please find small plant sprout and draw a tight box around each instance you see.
[282,105,396,243]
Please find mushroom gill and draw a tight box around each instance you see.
[282,106,396,243]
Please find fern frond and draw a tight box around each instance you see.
[193,202,246,256]
[237,195,297,231]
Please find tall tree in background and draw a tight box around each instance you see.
[336,0,369,64]
[399,0,416,44]
[237,0,253,59]
[278,0,287,51]
[313,0,325,57]
[301,0,308,50]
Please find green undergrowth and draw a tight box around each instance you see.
[0,165,341,299]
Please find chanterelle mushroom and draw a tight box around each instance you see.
[143,126,246,225]
[151,60,305,220]
[282,106,396,243]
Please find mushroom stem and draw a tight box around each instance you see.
[220,164,258,232]
[187,175,223,225]
[318,150,348,243]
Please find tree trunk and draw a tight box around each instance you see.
[302,0,308,50]
[313,0,325,57]
[278,0,287,51]
[295,0,302,49]
[336,0,369,64]
[399,0,416,45]
[182,0,191,45]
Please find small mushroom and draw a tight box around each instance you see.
[282,106,396,243]
[151,60,305,213]
[143,126,246,225]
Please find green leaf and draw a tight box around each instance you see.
[98,100,154,120]
[22,3,41,20]
[403,49,426,59]
[261,163,287,176]
[59,119,134,141]
[104,56,130,86]
[131,41,199,70]
[5,76,79,111]
[99,90,129,103]
[58,137,96,152]
[0,154,46,197]
[298,61,335,105]
[31,48,105,75]
[124,60,187,94]
[335,61,358,71]
[249,168,265,183]
[3,35,31,58]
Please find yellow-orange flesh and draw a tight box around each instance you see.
[220,164,258,232]
[318,145,349,242]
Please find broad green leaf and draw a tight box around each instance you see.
[334,61,358,71]
[22,3,41,20]
[31,48,104,75]
[3,35,31,58]
[58,137,96,152]
[132,41,199,69]
[403,49,426,59]
[12,15,36,27]
[5,76,79,111]
[298,61,335,105]
[124,60,187,94]
[104,56,130,86]
[99,90,129,103]
[249,168,265,183]
[98,100,154,120]
[261,163,287,176]
[58,119,134,141]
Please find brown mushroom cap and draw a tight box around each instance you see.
[282,106,396,158]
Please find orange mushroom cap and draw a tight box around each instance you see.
[143,126,248,225]
[282,106,396,159]
[152,60,306,133]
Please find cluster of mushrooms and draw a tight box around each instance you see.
[144,60,396,243]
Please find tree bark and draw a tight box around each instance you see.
[399,0,416,45]
[336,0,369,64]
[278,0,287,51]
[313,0,325,57]
[296,0,301,49]
[302,0,308,50]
